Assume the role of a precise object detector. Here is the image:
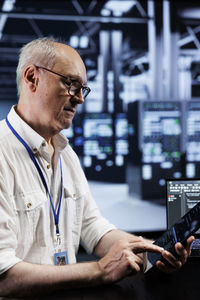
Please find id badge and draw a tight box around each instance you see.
[54,251,68,265]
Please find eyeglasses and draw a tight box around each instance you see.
[35,65,91,99]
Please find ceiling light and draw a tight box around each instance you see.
[102,0,136,17]
[2,0,15,12]
[69,35,79,48]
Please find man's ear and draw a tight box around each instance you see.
[23,65,39,92]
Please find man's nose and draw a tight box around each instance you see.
[74,89,84,104]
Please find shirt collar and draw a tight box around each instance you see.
[7,105,68,153]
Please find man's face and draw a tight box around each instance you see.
[36,44,87,134]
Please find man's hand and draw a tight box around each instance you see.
[156,235,195,273]
[97,237,164,283]
[94,230,195,283]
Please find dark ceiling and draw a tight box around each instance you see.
[0,0,199,102]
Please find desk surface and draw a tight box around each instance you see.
[43,258,200,300]
[2,258,199,300]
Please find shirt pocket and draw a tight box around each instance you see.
[63,183,85,251]
[63,183,85,226]
[13,191,48,245]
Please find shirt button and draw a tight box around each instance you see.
[47,164,51,169]
[27,202,32,208]
[72,193,76,199]
[32,148,37,153]
[42,142,46,147]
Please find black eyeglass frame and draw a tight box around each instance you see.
[35,65,91,99]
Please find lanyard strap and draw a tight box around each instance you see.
[5,116,63,235]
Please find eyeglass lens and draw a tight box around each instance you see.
[69,85,90,98]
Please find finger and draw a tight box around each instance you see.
[127,255,143,275]
[156,260,177,273]
[127,250,144,267]
[161,250,182,269]
[119,251,144,276]
[133,253,143,265]
[129,241,164,254]
[175,236,195,263]
[185,236,195,254]
[174,243,188,264]
[123,248,144,266]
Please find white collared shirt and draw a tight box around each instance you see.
[0,106,115,275]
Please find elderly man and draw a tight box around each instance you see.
[0,38,194,297]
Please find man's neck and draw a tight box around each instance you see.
[15,104,55,164]
[15,103,53,143]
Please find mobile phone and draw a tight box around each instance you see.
[146,201,200,269]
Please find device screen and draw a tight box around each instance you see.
[147,201,200,266]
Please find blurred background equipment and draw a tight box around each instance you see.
[0,0,200,233]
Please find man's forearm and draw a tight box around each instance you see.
[0,260,103,298]
[94,229,139,257]
[0,230,141,298]
[0,234,170,297]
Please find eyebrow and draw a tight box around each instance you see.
[63,73,87,85]
[36,65,88,85]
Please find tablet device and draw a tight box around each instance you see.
[146,200,200,270]
[167,178,200,257]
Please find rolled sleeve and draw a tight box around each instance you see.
[0,249,21,275]
[0,188,22,275]
[81,190,116,254]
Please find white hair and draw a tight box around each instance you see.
[16,37,58,96]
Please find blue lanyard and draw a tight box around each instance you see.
[5,116,63,236]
